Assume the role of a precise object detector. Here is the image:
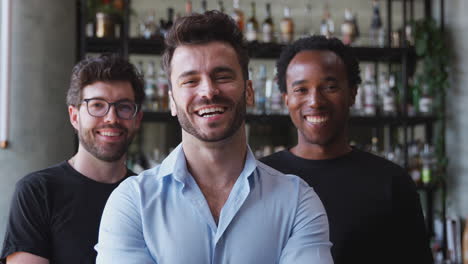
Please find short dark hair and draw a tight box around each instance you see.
[161,10,249,89]
[276,35,362,94]
[67,54,145,109]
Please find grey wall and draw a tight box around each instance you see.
[0,0,75,238]
[443,0,468,218]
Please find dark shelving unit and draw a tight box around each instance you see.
[77,0,447,258]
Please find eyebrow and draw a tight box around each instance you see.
[177,70,199,80]
[291,76,338,87]
[211,66,236,76]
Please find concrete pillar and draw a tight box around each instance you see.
[0,0,75,237]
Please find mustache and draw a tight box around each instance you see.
[192,95,233,108]
[95,124,128,132]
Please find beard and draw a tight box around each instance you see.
[175,92,247,142]
[78,124,135,162]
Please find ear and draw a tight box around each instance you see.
[134,110,143,129]
[349,85,358,106]
[169,91,177,116]
[283,93,289,108]
[68,105,80,131]
[245,80,254,106]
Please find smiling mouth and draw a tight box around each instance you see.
[97,131,123,137]
[196,106,226,118]
[305,116,328,124]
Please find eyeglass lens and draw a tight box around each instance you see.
[86,99,137,120]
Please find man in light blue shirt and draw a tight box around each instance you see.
[96,11,333,264]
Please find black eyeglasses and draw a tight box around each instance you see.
[82,98,138,120]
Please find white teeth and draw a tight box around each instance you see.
[305,116,328,123]
[197,107,225,116]
[100,131,120,137]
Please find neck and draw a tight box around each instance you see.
[291,132,352,160]
[182,125,247,188]
[70,146,128,184]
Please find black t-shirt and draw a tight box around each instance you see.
[260,149,433,264]
[0,161,134,264]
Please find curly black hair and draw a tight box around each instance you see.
[276,35,362,94]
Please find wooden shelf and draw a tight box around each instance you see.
[86,37,416,64]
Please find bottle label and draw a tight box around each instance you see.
[262,24,273,42]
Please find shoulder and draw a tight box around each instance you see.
[256,160,312,194]
[351,148,407,174]
[259,151,290,165]
[15,161,70,193]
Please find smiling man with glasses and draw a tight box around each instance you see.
[1,54,145,264]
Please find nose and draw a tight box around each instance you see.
[104,104,119,123]
[307,88,325,109]
[198,77,219,99]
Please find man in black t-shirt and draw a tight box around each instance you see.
[1,55,145,264]
[260,36,433,264]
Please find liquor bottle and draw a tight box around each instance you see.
[247,67,255,114]
[160,8,174,38]
[143,10,158,39]
[280,6,294,44]
[320,4,334,38]
[245,2,259,42]
[302,3,314,37]
[255,65,267,114]
[156,66,169,111]
[362,65,377,116]
[370,137,380,156]
[370,0,384,47]
[419,83,434,115]
[382,73,397,116]
[262,3,275,43]
[352,83,364,116]
[185,0,193,15]
[217,0,225,13]
[408,141,422,184]
[136,61,144,76]
[266,69,283,114]
[144,61,157,111]
[200,0,208,13]
[341,8,358,45]
[231,0,244,32]
[421,143,435,185]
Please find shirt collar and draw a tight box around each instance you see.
[157,143,258,185]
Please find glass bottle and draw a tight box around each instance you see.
[262,3,275,43]
[200,0,208,13]
[419,83,434,116]
[144,61,157,111]
[362,65,377,116]
[382,73,397,116]
[280,6,294,44]
[231,0,245,32]
[370,0,384,47]
[185,0,193,15]
[421,143,435,185]
[341,8,358,45]
[217,0,225,13]
[320,4,334,38]
[255,65,267,114]
[156,66,169,112]
[245,2,259,42]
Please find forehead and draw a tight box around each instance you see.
[170,41,242,79]
[82,81,135,101]
[286,50,347,81]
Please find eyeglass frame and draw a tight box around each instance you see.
[80,98,139,120]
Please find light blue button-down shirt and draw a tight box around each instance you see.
[96,144,333,264]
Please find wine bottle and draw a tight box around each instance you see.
[245,2,259,42]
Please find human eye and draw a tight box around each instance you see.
[323,84,339,92]
[180,78,198,87]
[215,74,233,82]
[293,87,307,94]
[88,99,106,109]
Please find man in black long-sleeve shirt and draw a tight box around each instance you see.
[260,35,433,264]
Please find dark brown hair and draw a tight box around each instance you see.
[67,54,145,109]
[161,10,249,89]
